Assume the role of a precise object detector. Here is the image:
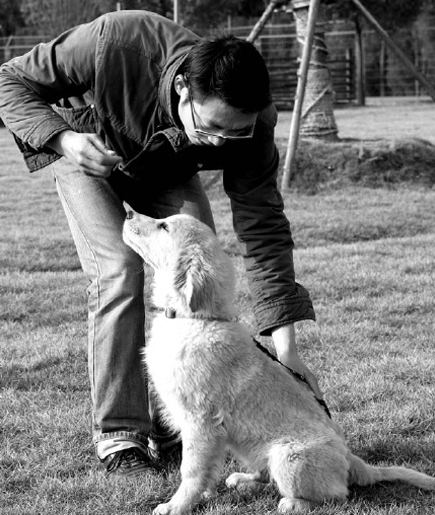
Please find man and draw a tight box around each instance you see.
[0,10,320,477]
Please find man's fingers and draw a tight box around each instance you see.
[86,136,122,166]
[305,372,324,401]
[75,136,122,176]
[55,131,123,176]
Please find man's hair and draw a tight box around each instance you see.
[181,35,272,113]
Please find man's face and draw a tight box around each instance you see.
[174,74,257,147]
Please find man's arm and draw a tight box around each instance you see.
[0,19,100,151]
[223,106,315,333]
[271,323,323,399]
[0,18,123,176]
[223,106,319,395]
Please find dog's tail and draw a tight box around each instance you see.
[349,453,435,490]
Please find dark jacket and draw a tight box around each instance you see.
[0,10,315,334]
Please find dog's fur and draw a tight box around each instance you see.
[123,211,435,515]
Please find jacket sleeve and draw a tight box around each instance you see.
[0,19,100,151]
[223,105,315,335]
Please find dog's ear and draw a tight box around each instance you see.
[174,252,213,312]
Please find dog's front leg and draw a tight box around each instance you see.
[153,429,226,515]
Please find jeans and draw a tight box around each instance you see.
[51,157,214,459]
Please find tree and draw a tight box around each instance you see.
[290,0,428,140]
[20,0,107,35]
[179,0,251,31]
[291,0,338,141]
[19,0,173,36]
[325,0,429,100]
[0,0,24,36]
[416,0,435,93]
[17,0,272,36]
[324,0,426,31]
[118,0,172,18]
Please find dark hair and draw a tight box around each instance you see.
[180,35,272,113]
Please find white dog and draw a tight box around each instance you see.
[123,211,435,515]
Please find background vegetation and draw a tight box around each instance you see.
[1,0,435,36]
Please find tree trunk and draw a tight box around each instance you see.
[379,38,387,96]
[292,0,338,141]
[354,15,366,106]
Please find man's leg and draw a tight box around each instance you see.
[51,158,151,463]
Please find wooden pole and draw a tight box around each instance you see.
[354,19,365,106]
[351,0,435,102]
[281,0,321,190]
[174,0,180,24]
[247,0,279,43]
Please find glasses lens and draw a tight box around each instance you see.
[195,125,255,140]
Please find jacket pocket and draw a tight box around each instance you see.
[52,104,99,133]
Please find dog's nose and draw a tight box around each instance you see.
[126,211,134,220]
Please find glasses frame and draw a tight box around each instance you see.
[186,83,256,141]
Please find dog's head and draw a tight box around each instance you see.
[123,211,235,319]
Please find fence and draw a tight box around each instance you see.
[228,21,435,109]
[1,21,434,110]
[0,35,51,61]
[256,29,356,109]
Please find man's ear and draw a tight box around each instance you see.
[174,74,188,96]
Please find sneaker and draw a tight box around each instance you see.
[148,439,183,469]
[101,446,163,478]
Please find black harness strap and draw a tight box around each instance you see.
[252,337,332,419]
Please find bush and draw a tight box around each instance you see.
[280,137,435,194]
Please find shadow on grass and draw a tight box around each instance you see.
[1,351,88,392]
[0,239,81,273]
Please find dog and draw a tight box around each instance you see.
[123,211,435,515]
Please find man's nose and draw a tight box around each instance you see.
[207,135,226,147]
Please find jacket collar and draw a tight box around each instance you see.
[158,52,189,128]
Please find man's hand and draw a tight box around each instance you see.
[271,323,323,400]
[47,130,123,177]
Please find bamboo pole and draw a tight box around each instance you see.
[281,0,321,190]
[247,0,279,43]
[351,0,435,102]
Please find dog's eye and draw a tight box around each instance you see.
[158,222,169,232]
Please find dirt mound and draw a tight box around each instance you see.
[279,137,435,194]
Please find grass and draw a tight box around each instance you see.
[2,98,435,514]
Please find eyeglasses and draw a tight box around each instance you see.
[187,87,256,140]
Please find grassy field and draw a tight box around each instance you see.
[2,99,435,514]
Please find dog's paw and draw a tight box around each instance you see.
[152,502,174,515]
[278,497,316,514]
[226,472,246,489]
[226,472,267,494]
[152,502,190,515]
[201,487,216,501]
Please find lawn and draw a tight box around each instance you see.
[1,98,435,514]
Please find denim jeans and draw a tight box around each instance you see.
[50,157,215,459]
